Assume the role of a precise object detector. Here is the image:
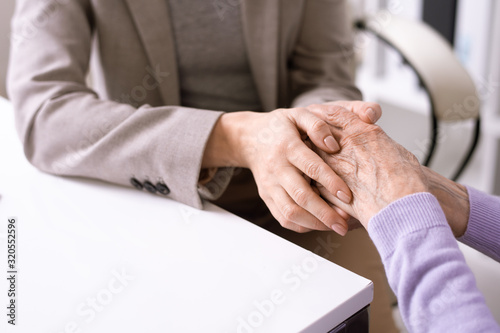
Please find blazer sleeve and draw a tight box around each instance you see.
[290,0,363,107]
[7,0,228,209]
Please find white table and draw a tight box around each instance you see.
[0,97,372,332]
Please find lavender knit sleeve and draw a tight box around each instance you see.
[368,193,499,333]
[458,186,500,262]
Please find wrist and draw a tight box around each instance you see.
[202,112,255,168]
[423,167,470,237]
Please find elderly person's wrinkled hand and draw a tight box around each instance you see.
[306,104,429,227]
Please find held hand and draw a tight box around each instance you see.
[211,108,353,234]
[318,100,383,125]
[305,100,383,225]
[307,105,429,227]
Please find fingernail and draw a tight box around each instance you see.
[324,136,339,152]
[331,223,347,236]
[337,191,351,204]
[366,108,377,123]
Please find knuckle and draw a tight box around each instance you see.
[280,107,296,119]
[303,160,323,180]
[279,218,294,230]
[316,208,335,224]
[257,188,271,202]
[282,137,296,151]
[340,134,356,148]
[270,109,288,123]
[281,203,300,221]
[264,153,279,171]
[324,105,344,120]
[310,118,326,133]
[291,187,309,206]
[342,127,374,147]
[321,170,343,191]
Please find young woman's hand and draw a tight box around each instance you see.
[203,107,353,234]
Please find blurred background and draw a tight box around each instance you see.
[0,0,498,331]
[353,0,500,195]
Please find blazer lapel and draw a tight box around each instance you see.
[241,0,279,111]
[124,0,180,106]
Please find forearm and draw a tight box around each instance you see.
[8,0,233,209]
[368,193,499,333]
[12,91,224,208]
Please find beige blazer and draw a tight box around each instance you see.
[8,0,361,209]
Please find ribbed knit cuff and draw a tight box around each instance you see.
[458,186,500,262]
[367,193,449,260]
